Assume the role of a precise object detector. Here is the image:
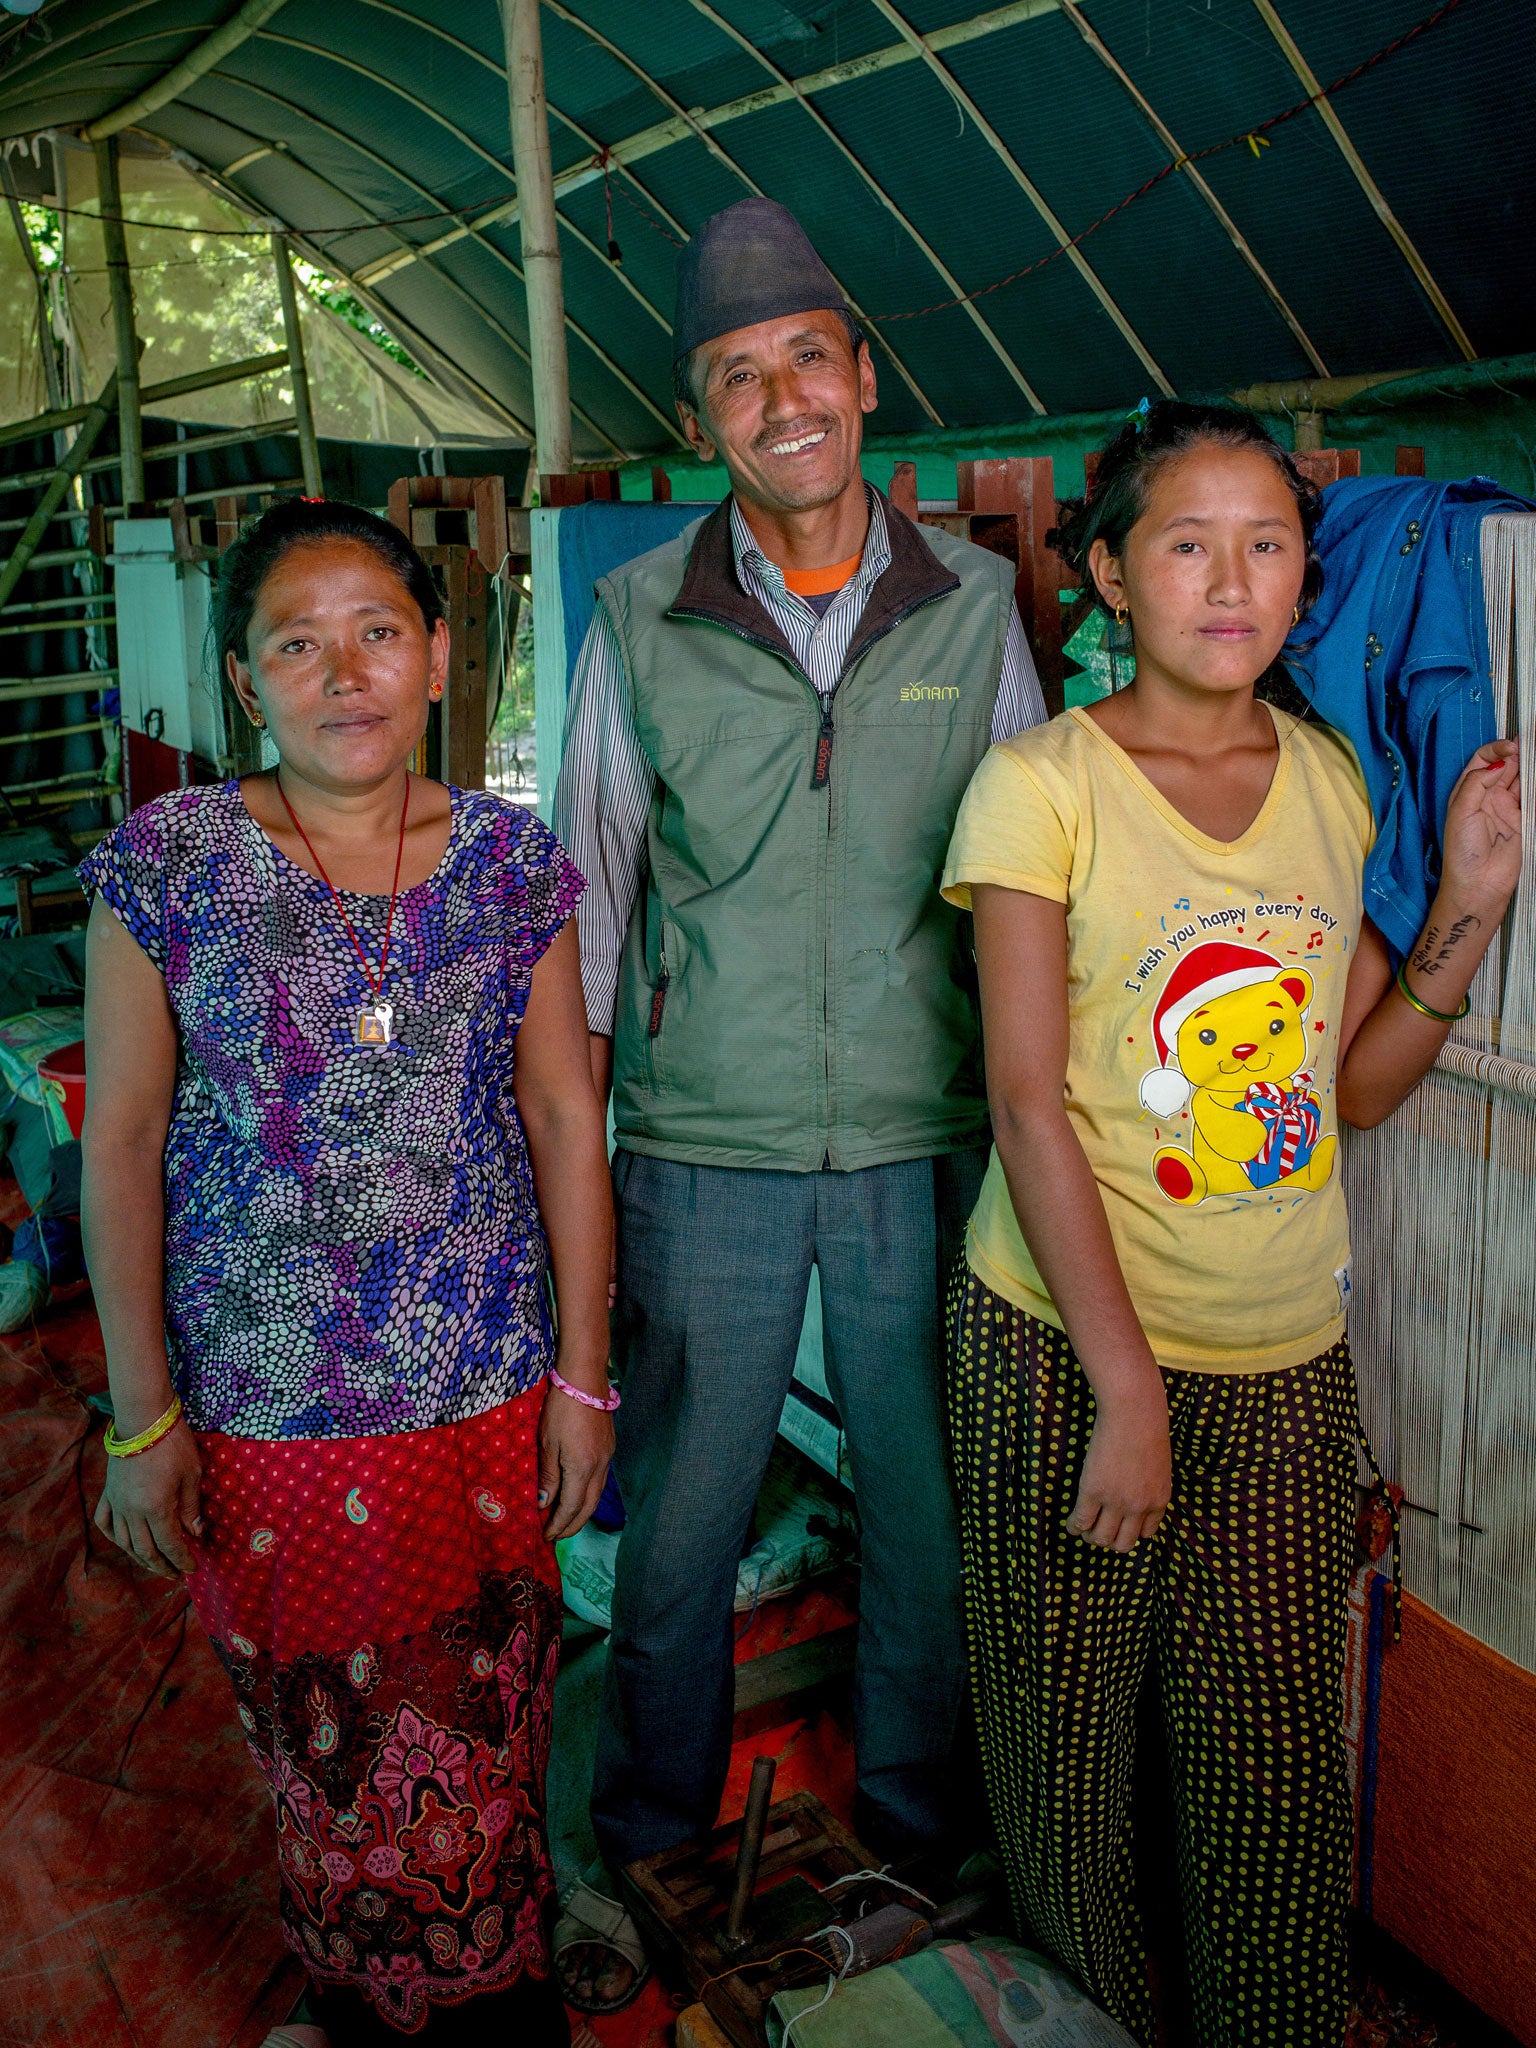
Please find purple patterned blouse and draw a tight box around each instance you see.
[80,782,585,1443]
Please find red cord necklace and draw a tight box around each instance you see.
[276,770,410,1046]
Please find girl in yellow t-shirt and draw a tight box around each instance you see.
[941,400,1521,2048]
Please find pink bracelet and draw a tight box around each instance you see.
[548,1367,621,1413]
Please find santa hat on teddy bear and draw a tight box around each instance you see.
[1138,940,1291,1118]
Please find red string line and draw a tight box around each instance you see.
[866,0,1470,322]
[24,0,1467,318]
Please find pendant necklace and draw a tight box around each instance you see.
[276,771,409,1046]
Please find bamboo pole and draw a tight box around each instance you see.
[0,673,119,702]
[0,614,116,639]
[501,0,572,477]
[0,719,102,749]
[0,349,289,451]
[270,232,324,497]
[1,158,63,414]
[94,138,144,508]
[0,416,298,497]
[0,371,116,614]
[83,0,296,142]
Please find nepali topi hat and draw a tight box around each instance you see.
[672,197,849,363]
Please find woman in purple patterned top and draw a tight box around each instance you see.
[80,500,612,2047]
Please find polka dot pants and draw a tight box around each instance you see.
[947,1268,1358,2048]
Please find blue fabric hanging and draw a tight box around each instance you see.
[1283,474,1534,967]
[556,499,706,695]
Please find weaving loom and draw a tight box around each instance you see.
[1346,510,1536,1670]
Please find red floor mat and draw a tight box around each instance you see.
[1,1188,862,2048]
[0,1262,302,2048]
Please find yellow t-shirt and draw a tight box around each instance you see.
[942,704,1376,1375]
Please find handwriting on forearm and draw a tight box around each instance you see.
[1410,912,1482,976]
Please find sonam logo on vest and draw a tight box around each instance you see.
[900,681,960,703]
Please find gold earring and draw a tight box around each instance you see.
[1114,603,1128,625]
[1292,604,1301,625]
[250,712,265,728]
[429,684,444,701]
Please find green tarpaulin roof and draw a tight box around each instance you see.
[1,0,1529,460]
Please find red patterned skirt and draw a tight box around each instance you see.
[187,1386,563,2035]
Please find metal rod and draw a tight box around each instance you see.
[95,137,145,508]
[502,0,572,477]
[724,1754,778,1946]
[0,372,117,615]
[270,232,324,497]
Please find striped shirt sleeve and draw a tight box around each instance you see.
[993,603,1048,741]
[554,583,1048,1036]
[550,605,654,1036]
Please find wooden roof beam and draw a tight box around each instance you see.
[1250,0,1475,361]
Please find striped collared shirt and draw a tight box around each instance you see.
[553,491,1048,1033]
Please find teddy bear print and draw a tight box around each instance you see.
[1138,939,1336,1206]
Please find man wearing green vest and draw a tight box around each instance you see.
[554,198,1046,1907]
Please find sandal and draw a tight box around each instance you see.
[554,1879,652,2015]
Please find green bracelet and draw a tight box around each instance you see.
[1395,962,1471,1024]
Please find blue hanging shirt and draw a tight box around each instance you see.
[1283,475,1533,967]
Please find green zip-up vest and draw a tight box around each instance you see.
[596,492,1012,1171]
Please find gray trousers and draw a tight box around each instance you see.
[590,1146,985,1872]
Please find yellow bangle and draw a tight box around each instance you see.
[1395,963,1471,1025]
[104,1393,184,1458]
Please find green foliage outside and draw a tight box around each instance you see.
[294,258,421,375]
[487,598,536,797]
[16,202,424,409]
[20,202,60,269]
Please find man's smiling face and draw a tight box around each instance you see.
[678,310,878,517]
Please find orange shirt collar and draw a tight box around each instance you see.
[780,551,865,598]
